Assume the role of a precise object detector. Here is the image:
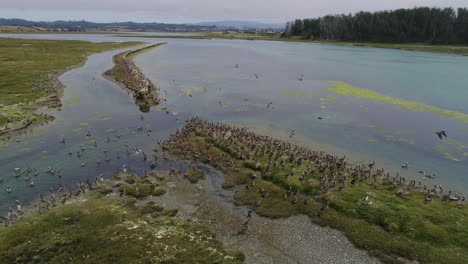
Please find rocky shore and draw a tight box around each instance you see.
[104,43,166,112]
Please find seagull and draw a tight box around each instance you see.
[298,74,304,81]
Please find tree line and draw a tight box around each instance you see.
[284,7,468,44]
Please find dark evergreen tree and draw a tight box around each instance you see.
[284,7,468,44]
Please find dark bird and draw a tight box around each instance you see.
[435,130,447,140]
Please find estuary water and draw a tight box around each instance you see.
[0,33,467,212]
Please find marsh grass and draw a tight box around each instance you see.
[184,167,205,183]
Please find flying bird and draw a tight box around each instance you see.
[435,130,447,140]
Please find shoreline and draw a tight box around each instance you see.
[0,39,143,141]
[104,43,167,112]
[112,34,468,56]
[0,150,379,264]
[161,118,467,264]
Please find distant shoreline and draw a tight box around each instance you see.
[109,33,468,56]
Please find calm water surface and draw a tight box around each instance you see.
[0,33,467,212]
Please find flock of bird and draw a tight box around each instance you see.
[1,113,171,225]
[160,118,466,214]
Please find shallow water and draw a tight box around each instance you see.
[0,33,467,212]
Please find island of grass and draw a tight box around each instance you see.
[104,43,166,112]
[0,38,143,139]
[0,172,244,264]
[161,118,468,264]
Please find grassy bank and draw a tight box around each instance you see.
[0,172,244,264]
[0,38,142,137]
[104,43,166,112]
[162,119,468,264]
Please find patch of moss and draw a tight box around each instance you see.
[117,174,165,199]
[184,167,205,183]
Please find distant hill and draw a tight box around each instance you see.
[0,25,49,33]
[0,18,215,32]
[195,20,284,29]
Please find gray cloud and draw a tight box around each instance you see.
[1,0,467,23]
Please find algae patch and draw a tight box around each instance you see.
[329,82,468,124]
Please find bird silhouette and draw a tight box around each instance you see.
[435,130,447,140]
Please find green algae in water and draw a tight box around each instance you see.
[80,122,89,126]
[329,82,468,124]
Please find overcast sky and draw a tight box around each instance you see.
[1,0,467,24]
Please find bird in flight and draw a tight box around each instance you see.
[435,130,447,140]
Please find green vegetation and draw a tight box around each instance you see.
[164,121,468,264]
[117,174,166,199]
[0,173,244,264]
[329,81,468,124]
[285,7,468,45]
[0,37,142,133]
[184,167,205,183]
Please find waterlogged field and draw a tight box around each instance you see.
[0,33,467,215]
